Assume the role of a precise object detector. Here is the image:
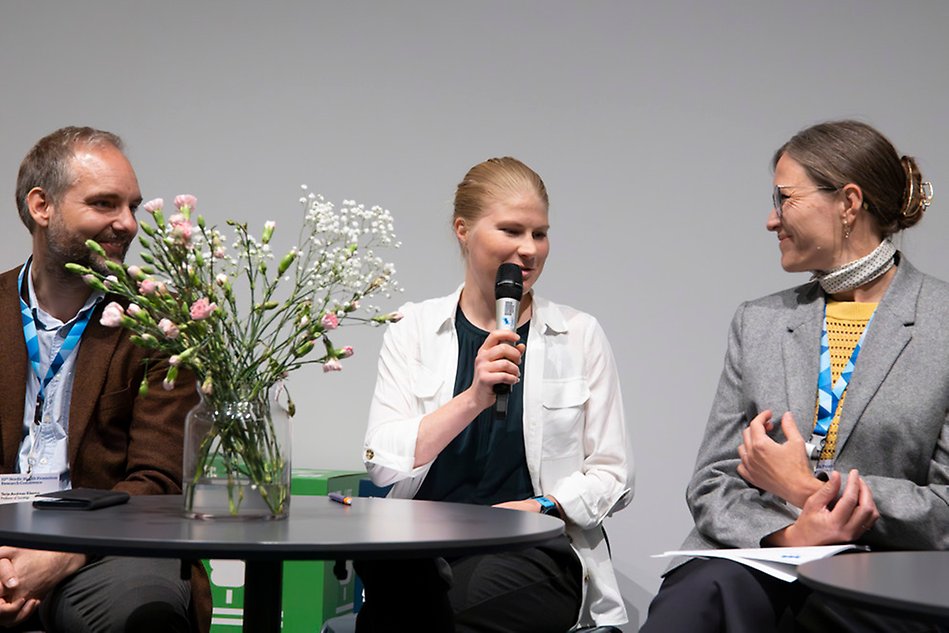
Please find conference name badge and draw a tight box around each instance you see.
[0,473,60,504]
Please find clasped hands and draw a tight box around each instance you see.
[0,548,86,627]
[736,410,879,546]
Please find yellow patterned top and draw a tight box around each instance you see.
[815,301,877,461]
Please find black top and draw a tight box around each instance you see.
[414,307,533,505]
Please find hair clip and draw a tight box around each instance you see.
[921,181,934,210]
[901,174,932,218]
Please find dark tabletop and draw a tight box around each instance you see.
[0,495,565,561]
[797,551,949,621]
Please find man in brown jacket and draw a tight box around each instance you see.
[0,127,210,632]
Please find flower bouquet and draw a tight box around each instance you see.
[68,190,401,518]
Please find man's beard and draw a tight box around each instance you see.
[47,219,130,278]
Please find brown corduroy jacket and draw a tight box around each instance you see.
[0,266,212,633]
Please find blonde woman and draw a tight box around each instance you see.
[359,157,633,632]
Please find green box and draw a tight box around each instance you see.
[206,469,365,631]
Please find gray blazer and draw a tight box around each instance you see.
[678,256,949,556]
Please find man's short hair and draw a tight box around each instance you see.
[16,126,125,233]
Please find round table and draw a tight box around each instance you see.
[797,551,949,623]
[0,494,564,632]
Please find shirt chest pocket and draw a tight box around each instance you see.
[540,377,589,457]
[411,364,444,411]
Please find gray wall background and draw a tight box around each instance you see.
[3,2,948,629]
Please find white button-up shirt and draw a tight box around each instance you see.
[19,264,103,485]
[364,287,634,626]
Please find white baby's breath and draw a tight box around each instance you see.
[68,190,402,515]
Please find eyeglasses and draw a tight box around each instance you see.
[772,185,838,218]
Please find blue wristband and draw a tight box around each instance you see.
[533,495,558,516]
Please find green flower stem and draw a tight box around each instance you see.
[73,195,400,517]
[188,393,288,516]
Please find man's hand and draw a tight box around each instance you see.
[737,410,821,507]
[765,470,880,546]
[0,590,39,628]
[0,547,86,625]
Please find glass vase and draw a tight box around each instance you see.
[182,385,291,519]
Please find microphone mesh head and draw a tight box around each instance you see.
[495,263,523,300]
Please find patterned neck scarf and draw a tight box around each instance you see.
[812,239,897,295]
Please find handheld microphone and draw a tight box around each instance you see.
[493,263,523,418]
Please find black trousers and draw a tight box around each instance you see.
[354,534,582,633]
[9,556,193,633]
[640,558,947,633]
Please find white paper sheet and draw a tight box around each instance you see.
[652,545,867,582]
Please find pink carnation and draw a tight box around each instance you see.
[143,198,164,213]
[139,278,159,295]
[126,303,142,317]
[323,358,343,373]
[169,213,193,242]
[190,297,218,320]
[321,313,339,330]
[339,346,354,358]
[158,318,180,339]
[100,301,125,327]
[174,194,198,211]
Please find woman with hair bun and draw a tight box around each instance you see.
[642,120,944,632]
[358,157,633,632]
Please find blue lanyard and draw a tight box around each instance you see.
[814,307,873,438]
[17,262,97,411]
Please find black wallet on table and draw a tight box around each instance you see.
[32,488,130,510]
